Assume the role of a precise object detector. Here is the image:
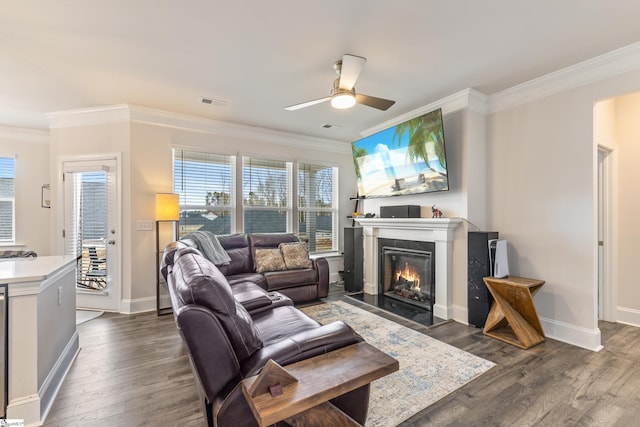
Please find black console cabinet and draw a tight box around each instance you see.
[344,227,363,292]
[468,231,499,328]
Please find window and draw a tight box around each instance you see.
[173,150,235,236]
[0,157,15,243]
[297,163,337,253]
[242,156,291,234]
[172,149,339,255]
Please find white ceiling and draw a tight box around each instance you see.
[3,1,640,142]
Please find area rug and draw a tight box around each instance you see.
[300,301,495,427]
[76,309,104,325]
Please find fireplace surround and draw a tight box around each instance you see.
[354,217,462,320]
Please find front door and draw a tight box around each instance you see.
[62,158,120,312]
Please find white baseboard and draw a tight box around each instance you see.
[120,296,156,314]
[450,305,602,351]
[616,306,640,327]
[451,304,469,325]
[539,316,603,352]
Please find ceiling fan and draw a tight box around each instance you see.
[285,54,395,112]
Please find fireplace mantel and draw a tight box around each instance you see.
[354,217,462,320]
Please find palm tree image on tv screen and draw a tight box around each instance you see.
[352,108,449,198]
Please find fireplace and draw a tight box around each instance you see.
[354,217,462,321]
[378,239,436,311]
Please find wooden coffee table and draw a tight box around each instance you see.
[482,276,546,349]
[242,341,399,427]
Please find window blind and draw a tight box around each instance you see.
[0,157,15,242]
[242,156,291,233]
[173,149,235,236]
[297,163,337,253]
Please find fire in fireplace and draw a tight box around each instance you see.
[380,244,434,310]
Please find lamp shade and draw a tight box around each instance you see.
[156,193,179,221]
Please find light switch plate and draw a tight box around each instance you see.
[137,220,153,231]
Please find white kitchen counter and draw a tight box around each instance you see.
[0,255,76,284]
[0,255,79,426]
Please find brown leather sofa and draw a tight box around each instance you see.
[180,232,329,304]
[161,246,370,427]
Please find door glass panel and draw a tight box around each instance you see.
[65,171,108,291]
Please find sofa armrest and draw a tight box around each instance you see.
[314,257,329,298]
[175,306,242,401]
[241,320,363,377]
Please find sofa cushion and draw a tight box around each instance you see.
[230,281,273,312]
[279,242,312,270]
[252,305,320,345]
[216,234,253,277]
[263,268,317,291]
[254,248,287,273]
[226,272,267,289]
[172,248,263,361]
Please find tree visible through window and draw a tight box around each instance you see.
[0,157,15,243]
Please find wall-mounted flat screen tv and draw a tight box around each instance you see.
[352,108,449,198]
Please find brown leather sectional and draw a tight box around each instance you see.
[161,243,370,427]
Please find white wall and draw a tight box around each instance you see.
[487,66,640,350]
[0,127,50,255]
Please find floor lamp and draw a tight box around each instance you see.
[156,193,179,316]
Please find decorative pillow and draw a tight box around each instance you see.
[279,242,312,270]
[254,248,287,273]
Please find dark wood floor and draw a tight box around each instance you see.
[45,286,640,427]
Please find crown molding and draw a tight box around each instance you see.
[488,41,640,113]
[0,125,49,144]
[128,105,349,154]
[360,88,488,137]
[47,104,131,128]
[46,104,349,154]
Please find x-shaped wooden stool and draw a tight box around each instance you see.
[482,276,546,349]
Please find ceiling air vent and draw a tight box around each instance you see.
[200,97,227,106]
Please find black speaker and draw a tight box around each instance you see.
[380,205,421,218]
[344,227,363,292]
[468,231,499,328]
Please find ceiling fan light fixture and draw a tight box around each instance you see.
[331,92,356,109]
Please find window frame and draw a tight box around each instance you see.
[0,156,16,244]
[172,148,339,255]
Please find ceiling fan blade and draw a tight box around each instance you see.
[284,96,331,111]
[338,54,366,90]
[355,94,396,111]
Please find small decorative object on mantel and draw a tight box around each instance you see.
[432,205,443,218]
[41,184,51,208]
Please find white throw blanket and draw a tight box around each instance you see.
[181,231,231,266]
